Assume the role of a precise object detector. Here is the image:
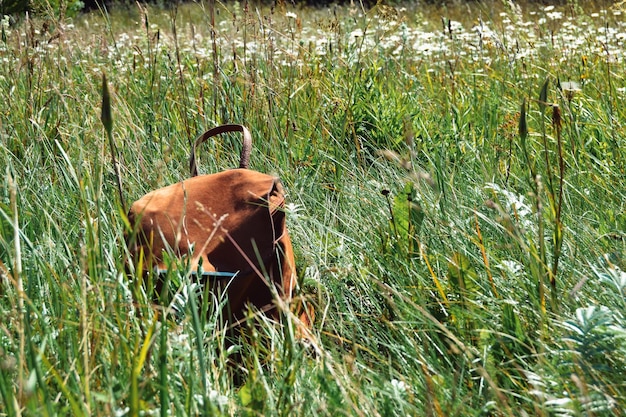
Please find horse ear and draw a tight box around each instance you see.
[189,124,253,176]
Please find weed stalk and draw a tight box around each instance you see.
[100,73,126,212]
[8,172,25,407]
[519,98,546,314]
[550,104,564,306]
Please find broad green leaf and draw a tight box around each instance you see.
[392,182,424,243]
[502,303,525,342]
[448,252,478,294]
[239,383,252,407]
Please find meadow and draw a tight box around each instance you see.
[1,0,625,415]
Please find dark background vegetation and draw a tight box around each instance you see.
[1,0,578,18]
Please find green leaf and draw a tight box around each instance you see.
[239,383,252,407]
[538,77,549,112]
[499,302,530,357]
[502,303,525,342]
[392,182,424,243]
[448,252,478,294]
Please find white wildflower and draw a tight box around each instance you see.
[209,390,229,406]
[391,378,408,393]
[485,183,533,228]
[350,28,364,38]
[114,407,130,417]
[560,81,581,100]
[546,12,563,20]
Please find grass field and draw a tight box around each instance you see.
[1,1,625,415]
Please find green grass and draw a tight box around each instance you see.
[1,1,625,415]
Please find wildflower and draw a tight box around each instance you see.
[559,81,581,101]
[546,12,563,20]
[350,28,364,38]
[114,407,130,417]
[285,202,303,220]
[209,390,229,407]
[286,12,297,19]
[391,378,408,394]
[486,183,534,231]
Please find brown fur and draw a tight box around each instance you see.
[126,125,313,334]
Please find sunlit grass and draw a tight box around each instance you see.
[1,1,625,415]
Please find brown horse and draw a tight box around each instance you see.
[125,125,313,338]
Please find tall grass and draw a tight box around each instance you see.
[1,1,625,415]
